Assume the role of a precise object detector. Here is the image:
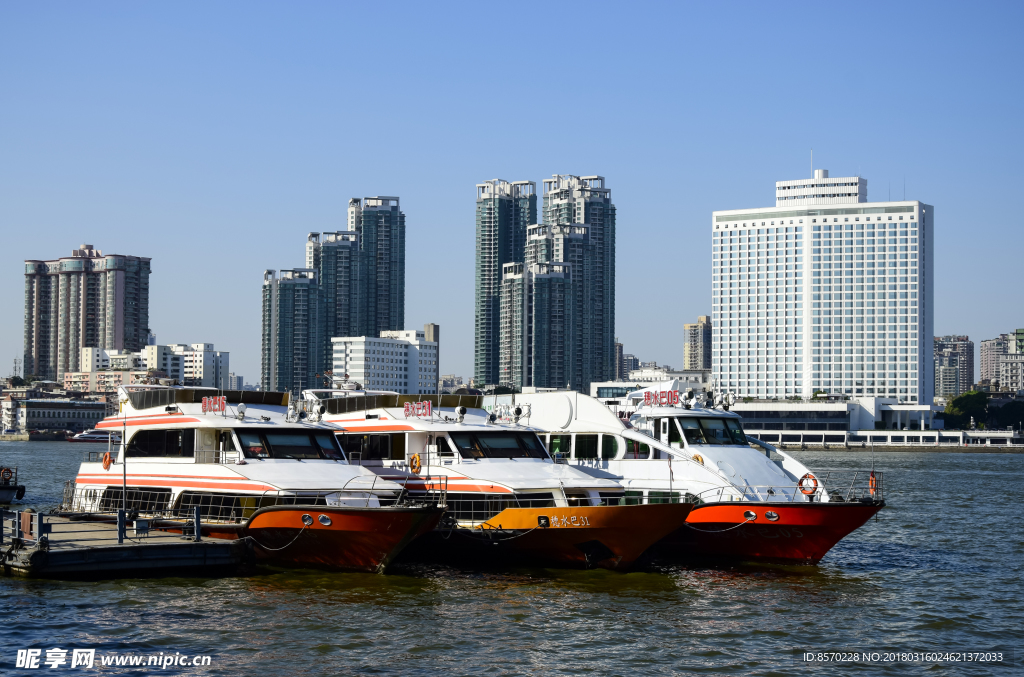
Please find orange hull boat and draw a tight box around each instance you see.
[244,505,446,572]
[660,500,885,563]
[406,502,694,570]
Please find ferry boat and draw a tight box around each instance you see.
[511,383,885,563]
[67,429,122,443]
[63,386,445,572]
[303,386,695,570]
[0,466,26,503]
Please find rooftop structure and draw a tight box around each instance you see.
[776,169,867,206]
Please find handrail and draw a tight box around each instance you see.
[58,479,444,524]
[690,469,883,504]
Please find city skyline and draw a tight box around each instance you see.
[1,4,1022,383]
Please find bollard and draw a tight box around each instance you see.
[117,510,126,544]
[193,506,202,542]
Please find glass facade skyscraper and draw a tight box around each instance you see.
[711,170,934,403]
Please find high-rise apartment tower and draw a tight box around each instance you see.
[684,316,713,370]
[474,180,537,386]
[711,169,934,403]
[349,197,405,338]
[261,269,323,395]
[980,334,1011,383]
[933,335,973,396]
[306,231,363,368]
[542,175,616,387]
[24,244,151,381]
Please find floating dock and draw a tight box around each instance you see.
[1,510,249,578]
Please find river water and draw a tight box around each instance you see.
[1,442,1020,675]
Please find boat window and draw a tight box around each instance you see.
[677,418,707,445]
[263,433,324,459]
[435,435,454,457]
[220,431,236,452]
[449,433,484,459]
[724,418,748,445]
[626,439,651,459]
[516,433,549,458]
[313,433,345,460]
[449,432,546,459]
[601,435,618,460]
[549,434,572,458]
[390,433,406,461]
[358,434,392,461]
[698,418,732,445]
[575,434,598,459]
[336,434,363,459]
[125,429,194,458]
[668,419,683,445]
[239,432,269,458]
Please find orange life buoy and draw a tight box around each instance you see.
[410,453,422,474]
[102,452,113,471]
[692,454,704,466]
[798,473,819,495]
[869,472,877,496]
[0,467,11,481]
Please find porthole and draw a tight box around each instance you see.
[765,511,780,522]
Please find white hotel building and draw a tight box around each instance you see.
[711,170,934,403]
[331,327,439,395]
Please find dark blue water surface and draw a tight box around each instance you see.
[1,442,1020,675]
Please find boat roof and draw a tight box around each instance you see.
[305,389,546,434]
[96,386,339,432]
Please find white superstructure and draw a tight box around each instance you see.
[712,169,934,403]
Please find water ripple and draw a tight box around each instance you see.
[1,443,1021,675]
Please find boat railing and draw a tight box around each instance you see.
[812,469,884,502]
[0,466,18,487]
[194,450,243,465]
[693,469,883,504]
[389,475,448,510]
[58,479,447,525]
[1,508,164,548]
[438,491,641,525]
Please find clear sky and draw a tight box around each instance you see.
[1,1,1021,383]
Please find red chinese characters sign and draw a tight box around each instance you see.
[202,396,227,413]
[404,401,432,418]
[643,390,680,406]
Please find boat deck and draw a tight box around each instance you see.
[1,511,249,578]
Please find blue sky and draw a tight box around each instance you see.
[1,1,1021,383]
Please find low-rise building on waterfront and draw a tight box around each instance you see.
[2,396,111,433]
[331,324,440,394]
[65,342,228,392]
